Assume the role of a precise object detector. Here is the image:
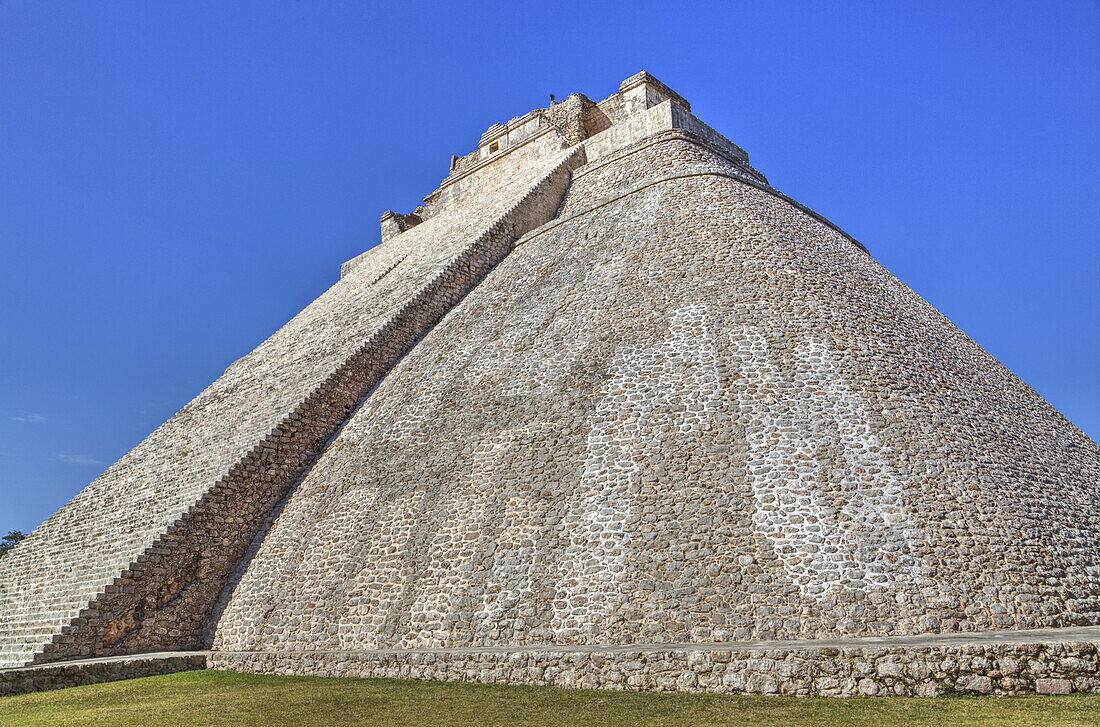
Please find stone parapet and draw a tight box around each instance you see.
[380,210,422,242]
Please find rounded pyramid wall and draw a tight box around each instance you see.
[211,132,1100,654]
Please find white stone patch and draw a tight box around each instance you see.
[727,328,916,599]
[553,304,722,637]
[340,488,428,650]
[472,423,560,637]
[376,255,630,444]
[401,436,508,648]
[495,253,631,400]
[474,493,541,634]
[376,326,483,444]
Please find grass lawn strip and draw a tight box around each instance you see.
[1,670,1098,726]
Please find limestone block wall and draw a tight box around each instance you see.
[210,638,1100,697]
[213,132,1098,659]
[0,147,583,669]
[593,70,691,132]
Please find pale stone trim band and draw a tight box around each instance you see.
[515,141,871,256]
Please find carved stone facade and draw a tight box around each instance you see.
[2,72,1097,696]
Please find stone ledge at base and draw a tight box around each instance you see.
[5,629,1097,698]
[0,651,208,697]
[209,627,1100,698]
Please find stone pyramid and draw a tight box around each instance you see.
[2,72,1097,695]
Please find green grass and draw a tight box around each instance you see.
[2,670,1098,727]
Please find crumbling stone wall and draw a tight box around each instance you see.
[0,147,583,668]
[543,94,598,147]
[450,149,481,176]
[380,210,422,241]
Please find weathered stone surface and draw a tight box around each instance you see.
[955,675,992,694]
[207,634,1100,697]
[1036,678,1073,695]
[2,71,1098,698]
[0,653,207,697]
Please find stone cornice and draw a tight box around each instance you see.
[619,71,691,111]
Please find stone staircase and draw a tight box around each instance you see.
[0,145,585,669]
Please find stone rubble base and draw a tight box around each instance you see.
[3,638,1097,698]
[0,652,207,697]
[209,639,1100,698]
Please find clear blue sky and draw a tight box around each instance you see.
[1,2,1097,535]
